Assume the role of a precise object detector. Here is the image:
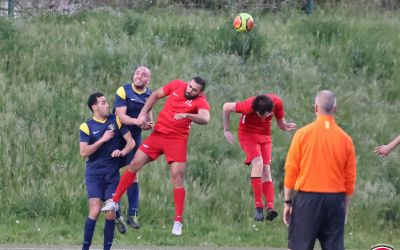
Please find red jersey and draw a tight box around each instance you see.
[235,94,285,137]
[154,79,210,140]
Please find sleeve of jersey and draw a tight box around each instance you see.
[116,116,122,129]
[284,131,302,189]
[235,98,252,114]
[116,117,129,136]
[197,99,210,111]
[274,98,285,119]
[115,86,127,108]
[344,138,357,195]
[162,80,181,96]
[79,122,90,143]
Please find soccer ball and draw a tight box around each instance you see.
[233,13,254,32]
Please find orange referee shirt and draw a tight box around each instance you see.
[284,115,356,195]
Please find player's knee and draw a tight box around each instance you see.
[251,169,262,177]
[263,174,272,182]
[263,164,271,172]
[251,161,263,176]
[105,211,115,220]
[171,175,184,187]
[127,161,140,173]
[88,201,101,215]
[127,165,134,173]
[172,174,184,182]
[251,157,263,167]
[88,208,101,219]
[263,172,272,181]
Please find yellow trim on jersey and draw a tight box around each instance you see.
[93,116,107,123]
[79,122,90,135]
[131,83,147,94]
[116,86,126,100]
[116,116,122,129]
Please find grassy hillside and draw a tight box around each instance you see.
[0,4,399,248]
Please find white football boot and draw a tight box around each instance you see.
[171,221,183,236]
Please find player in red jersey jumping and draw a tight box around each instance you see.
[102,76,210,236]
[223,94,296,221]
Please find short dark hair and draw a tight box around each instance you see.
[193,76,206,91]
[87,92,104,112]
[251,95,274,115]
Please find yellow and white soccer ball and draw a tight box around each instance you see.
[233,13,254,32]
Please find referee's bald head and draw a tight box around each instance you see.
[315,90,336,115]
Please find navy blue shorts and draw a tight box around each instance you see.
[85,170,120,201]
[288,192,346,250]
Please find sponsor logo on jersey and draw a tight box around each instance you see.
[107,124,116,131]
[371,244,394,250]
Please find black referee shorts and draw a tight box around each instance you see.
[288,191,346,250]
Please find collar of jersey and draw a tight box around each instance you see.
[93,116,108,123]
[131,83,147,94]
[316,114,336,124]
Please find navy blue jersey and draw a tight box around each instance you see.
[114,83,152,136]
[79,114,129,174]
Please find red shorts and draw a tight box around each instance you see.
[139,131,187,163]
[238,133,272,165]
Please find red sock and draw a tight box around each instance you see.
[251,177,263,208]
[173,188,185,222]
[112,171,136,203]
[262,181,275,209]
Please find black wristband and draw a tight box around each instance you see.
[284,200,292,204]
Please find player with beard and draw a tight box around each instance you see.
[113,66,153,232]
[102,76,210,236]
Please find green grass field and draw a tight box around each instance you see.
[0,2,400,248]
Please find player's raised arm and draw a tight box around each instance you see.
[140,111,154,130]
[138,87,166,125]
[116,106,139,126]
